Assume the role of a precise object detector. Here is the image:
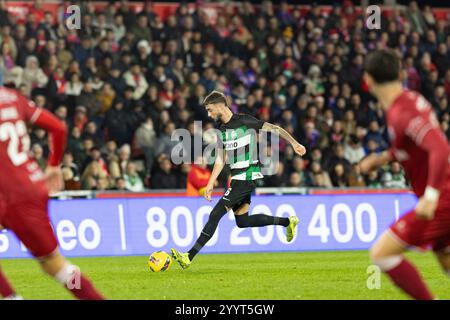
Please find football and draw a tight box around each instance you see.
[148,251,173,272]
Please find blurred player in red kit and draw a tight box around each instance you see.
[0,86,104,300]
[360,49,450,300]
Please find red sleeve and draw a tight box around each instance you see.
[405,109,450,190]
[188,167,210,189]
[416,125,450,191]
[387,147,396,161]
[34,109,67,166]
[18,93,42,124]
[17,94,67,166]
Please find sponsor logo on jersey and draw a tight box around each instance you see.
[0,107,18,121]
[224,141,239,149]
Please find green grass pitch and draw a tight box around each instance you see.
[1,250,448,300]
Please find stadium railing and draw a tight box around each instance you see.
[51,187,413,199]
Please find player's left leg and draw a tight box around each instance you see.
[433,241,450,278]
[435,249,450,277]
[234,203,288,227]
[234,203,298,242]
[226,180,297,239]
[370,228,434,300]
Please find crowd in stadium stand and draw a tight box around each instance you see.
[0,0,449,192]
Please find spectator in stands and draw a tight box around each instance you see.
[101,139,118,164]
[330,163,349,188]
[325,143,351,174]
[364,120,387,150]
[54,104,68,122]
[265,161,287,187]
[3,1,435,191]
[112,177,127,191]
[288,156,313,187]
[62,151,80,181]
[348,163,366,187]
[72,105,89,133]
[96,82,116,114]
[30,127,48,153]
[186,155,212,196]
[131,13,151,42]
[109,143,131,179]
[77,82,102,117]
[96,177,110,191]
[310,161,332,188]
[123,63,148,100]
[31,143,46,171]
[81,146,109,177]
[124,162,145,192]
[365,139,382,155]
[178,163,191,190]
[81,160,108,190]
[155,122,177,157]
[405,1,428,36]
[344,134,365,164]
[365,170,383,188]
[288,172,302,187]
[68,126,83,165]
[82,121,103,147]
[104,100,130,146]
[382,161,408,188]
[151,157,178,189]
[20,55,48,96]
[62,166,81,191]
[134,117,157,171]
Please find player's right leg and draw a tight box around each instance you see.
[37,249,104,300]
[171,198,229,269]
[370,215,434,300]
[0,264,21,300]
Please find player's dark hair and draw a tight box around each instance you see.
[202,91,228,107]
[364,49,400,84]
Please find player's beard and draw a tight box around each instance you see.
[214,112,223,125]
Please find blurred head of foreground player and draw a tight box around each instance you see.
[363,49,404,111]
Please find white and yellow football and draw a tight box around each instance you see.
[148,251,173,272]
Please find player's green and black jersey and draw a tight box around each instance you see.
[218,113,265,181]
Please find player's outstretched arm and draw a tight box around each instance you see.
[261,122,306,156]
[359,151,392,174]
[33,109,68,166]
[204,147,227,201]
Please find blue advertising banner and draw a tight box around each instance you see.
[0,194,418,258]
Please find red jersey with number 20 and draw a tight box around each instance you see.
[386,90,450,199]
[0,87,67,204]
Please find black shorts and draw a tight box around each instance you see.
[221,180,257,211]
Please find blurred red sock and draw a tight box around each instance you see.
[0,268,15,298]
[65,274,104,300]
[386,259,433,300]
